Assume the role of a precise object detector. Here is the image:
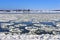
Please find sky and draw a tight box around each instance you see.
[0,0,60,10]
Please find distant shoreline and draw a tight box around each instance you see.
[0,9,60,14]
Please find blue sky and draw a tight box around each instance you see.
[0,0,60,10]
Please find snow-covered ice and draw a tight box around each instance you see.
[0,33,60,40]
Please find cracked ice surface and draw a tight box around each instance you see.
[0,33,60,40]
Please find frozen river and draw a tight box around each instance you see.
[0,13,60,40]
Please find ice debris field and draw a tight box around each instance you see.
[0,11,60,40]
